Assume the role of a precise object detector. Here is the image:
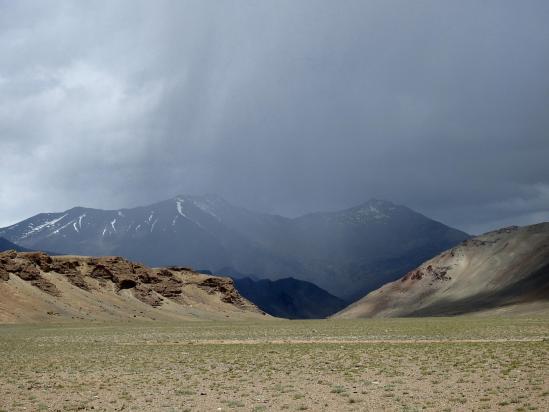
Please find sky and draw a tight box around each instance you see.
[1,1,548,234]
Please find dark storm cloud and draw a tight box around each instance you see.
[1,0,548,234]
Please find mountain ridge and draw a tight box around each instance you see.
[0,195,469,300]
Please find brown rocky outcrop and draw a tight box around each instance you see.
[198,277,250,307]
[133,285,164,307]
[0,267,9,281]
[0,250,266,322]
[89,264,115,282]
[48,260,89,290]
[23,252,53,270]
[0,251,60,296]
[86,258,184,302]
[150,269,183,299]
[49,260,80,275]
[0,250,258,312]
[402,265,451,282]
[13,262,41,281]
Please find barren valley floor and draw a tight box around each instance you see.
[0,317,548,411]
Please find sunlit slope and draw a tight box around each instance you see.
[335,223,549,318]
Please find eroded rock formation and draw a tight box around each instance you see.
[0,250,258,311]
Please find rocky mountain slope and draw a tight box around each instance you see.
[0,250,266,323]
[0,195,469,300]
[334,223,549,318]
[231,277,347,319]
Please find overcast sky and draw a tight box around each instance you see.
[1,1,548,234]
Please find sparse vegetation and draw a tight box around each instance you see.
[0,317,547,411]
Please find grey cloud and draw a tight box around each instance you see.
[1,0,549,234]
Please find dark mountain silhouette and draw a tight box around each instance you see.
[231,276,347,319]
[0,237,33,252]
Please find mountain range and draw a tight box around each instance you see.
[0,195,469,300]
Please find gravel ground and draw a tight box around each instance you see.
[0,317,547,411]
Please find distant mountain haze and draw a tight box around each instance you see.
[0,195,469,300]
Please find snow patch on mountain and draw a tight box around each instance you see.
[52,219,75,235]
[176,200,187,218]
[78,214,85,229]
[22,214,68,239]
[193,199,220,220]
[357,205,389,220]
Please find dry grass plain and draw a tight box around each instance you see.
[0,317,548,411]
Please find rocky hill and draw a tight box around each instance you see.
[0,195,469,300]
[334,223,549,318]
[0,250,266,323]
